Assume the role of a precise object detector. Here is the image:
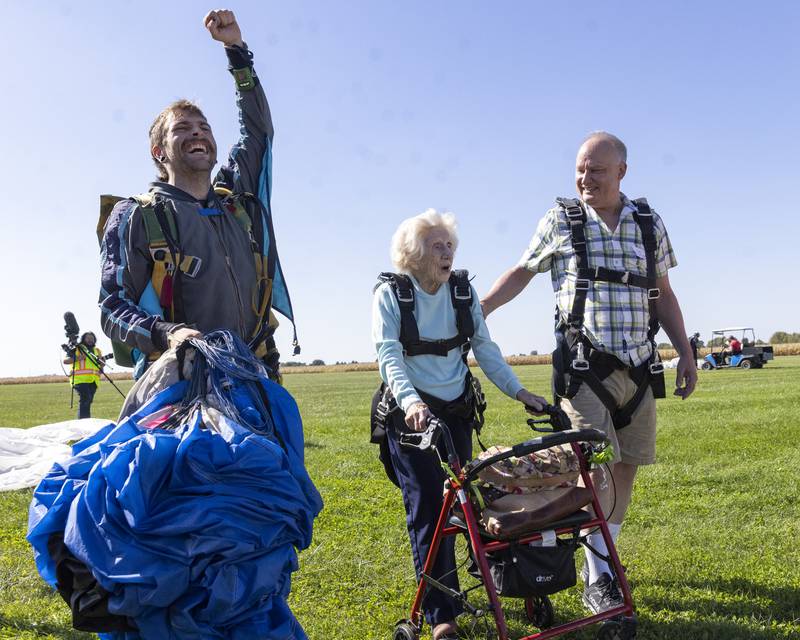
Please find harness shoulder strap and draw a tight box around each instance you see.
[631,197,661,341]
[556,197,590,330]
[135,196,183,322]
[448,269,474,339]
[449,269,474,364]
[377,272,420,349]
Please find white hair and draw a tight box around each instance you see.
[582,130,628,163]
[390,209,459,273]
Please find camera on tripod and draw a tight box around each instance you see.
[60,311,123,401]
[60,312,114,363]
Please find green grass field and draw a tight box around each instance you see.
[1,359,799,639]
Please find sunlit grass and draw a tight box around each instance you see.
[1,360,798,638]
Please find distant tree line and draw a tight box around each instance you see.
[769,331,800,344]
[281,359,361,367]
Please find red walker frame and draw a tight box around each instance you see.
[396,416,635,640]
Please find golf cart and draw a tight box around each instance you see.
[700,327,774,370]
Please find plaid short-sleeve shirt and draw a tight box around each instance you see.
[518,194,677,366]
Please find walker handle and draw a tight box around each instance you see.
[398,418,459,464]
[398,420,441,451]
[525,403,572,432]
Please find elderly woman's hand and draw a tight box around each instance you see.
[405,402,433,432]
[515,389,548,414]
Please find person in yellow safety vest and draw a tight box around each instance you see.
[63,332,104,419]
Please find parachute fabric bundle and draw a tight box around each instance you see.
[27,331,323,639]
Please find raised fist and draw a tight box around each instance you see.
[203,9,243,47]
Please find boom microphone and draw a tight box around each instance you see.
[64,311,80,340]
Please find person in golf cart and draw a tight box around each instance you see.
[372,209,547,640]
[723,334,742,363]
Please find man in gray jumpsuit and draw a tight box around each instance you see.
[100,9,295,379]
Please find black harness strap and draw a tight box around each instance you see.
[576,265,652,290]
[370,270,488,485]
[378,270,475,362]
[631,198,661,342]
[559,198,590,329]
[612,364,655,428]
[449,269,475,351]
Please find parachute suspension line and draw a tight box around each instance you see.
[185,330,274,437]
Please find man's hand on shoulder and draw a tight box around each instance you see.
[204,9,244,48]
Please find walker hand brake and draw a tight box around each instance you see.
[399,419,441,451]
[526,404,572,432]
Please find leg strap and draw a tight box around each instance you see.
[610,369,652,430]
[574,364,654,431]
[580,371,621,420]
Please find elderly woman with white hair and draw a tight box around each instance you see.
[372,209,547,639]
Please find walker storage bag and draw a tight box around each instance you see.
[27,331,323,640]
[474,537,579,598]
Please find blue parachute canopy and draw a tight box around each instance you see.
[28,331,322,639]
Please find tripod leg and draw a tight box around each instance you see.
[79,345,126,399]
[70,354,77,410]
[98,369,126,398]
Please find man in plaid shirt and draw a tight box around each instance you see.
[481,131,696,614]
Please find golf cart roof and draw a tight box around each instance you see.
[712,327,753,334]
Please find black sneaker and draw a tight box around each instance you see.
[582,572,623,614]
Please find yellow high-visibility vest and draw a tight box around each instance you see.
[71,347,102,386]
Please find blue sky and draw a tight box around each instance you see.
[0,1,798,378]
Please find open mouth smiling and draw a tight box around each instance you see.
[185,141,210,155]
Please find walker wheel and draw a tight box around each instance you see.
[596,616,637,640]
[393,620,419,640]
[524,594,554,628]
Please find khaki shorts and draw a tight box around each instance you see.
[560,368,657,466]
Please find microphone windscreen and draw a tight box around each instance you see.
[63,311,80,336]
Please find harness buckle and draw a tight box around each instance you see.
[636,208,654,217]
[395,288,414,303]
[575,278,590,291]
[647,287,660,299]
[649,362,664,375]
[621,271,630,284]
[453,285,471,301]
[572,357,590,371]
[572,341,589,371]
[565,207,583,220]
